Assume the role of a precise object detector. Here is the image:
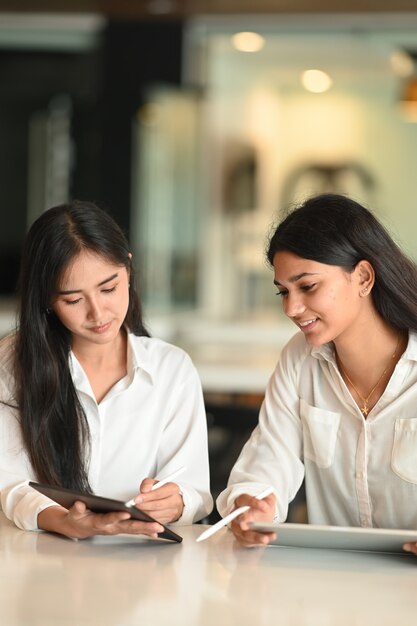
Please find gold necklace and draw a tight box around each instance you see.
[338,334,402,417]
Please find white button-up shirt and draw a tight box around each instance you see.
[217,330,417,530]
[0,333,212,530]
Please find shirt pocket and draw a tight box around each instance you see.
[391,418,417,484]
[300,399,341,469]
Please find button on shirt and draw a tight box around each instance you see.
[0,333,212,530]
[217,330,417,530]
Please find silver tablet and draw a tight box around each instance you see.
[249,522,417,553]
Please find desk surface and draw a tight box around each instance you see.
[1,515,416,626]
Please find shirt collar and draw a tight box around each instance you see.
[402,330,417,361]
[127,332,155,383]
[69,332,155,390]
[310,341,335,364]
[310,330,417,364]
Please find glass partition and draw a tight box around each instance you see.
[133,15,417,325]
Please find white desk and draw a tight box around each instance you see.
[0,514,416,626]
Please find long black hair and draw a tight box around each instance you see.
[14,200,149,491]
[267,193,417,332]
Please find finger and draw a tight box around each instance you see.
[403,542,417,555]
[231,520,275,545]
[234,495,272,515]
[97,511,133,526]
[71,500,88,514]
[232,525,276,548]
[139,496,180,516]
[140,478,158,494]
[69,501,132,524]
[118,519,165,536]
[235,498,269,512]
[231,513,276,543]
[140,486,170,502]
[140,510,176,525]
[64,510,134,539]
[88,515,164,536]
[139,494,184,523]
[140,483,181,506]
[235,494,258,508]
[232,503,273,530]
[238,514,260,531]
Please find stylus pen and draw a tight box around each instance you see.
[196,486,274,542]
[125,466,187,507]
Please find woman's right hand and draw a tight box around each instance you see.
[37,501,165,540]
[230,492,277,548]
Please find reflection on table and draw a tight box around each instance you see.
[0,514,416,626]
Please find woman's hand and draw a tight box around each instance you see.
[403,542,417,556]
[38,501,165,540]
[230,492,277,548]
[131,477,184,524]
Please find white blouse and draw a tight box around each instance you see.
[0,332,212,530]
[217,330,417,530]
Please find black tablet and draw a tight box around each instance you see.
[29,481,183,543]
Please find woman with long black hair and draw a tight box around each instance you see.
[217,193,417,554]
[0,200,212,538]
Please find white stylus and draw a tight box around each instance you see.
[196,486,274,542]
[125,466,186,507]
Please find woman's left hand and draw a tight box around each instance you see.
[403,542,417,556]
[130,478,184,523]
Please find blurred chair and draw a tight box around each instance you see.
[204,396,307,525]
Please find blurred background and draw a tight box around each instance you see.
[1,1,417,518]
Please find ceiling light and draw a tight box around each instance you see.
[232,32,265,53]
[301,69,332,93]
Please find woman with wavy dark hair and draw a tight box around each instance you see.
[217,193,417,555]
[0,200,212,538]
